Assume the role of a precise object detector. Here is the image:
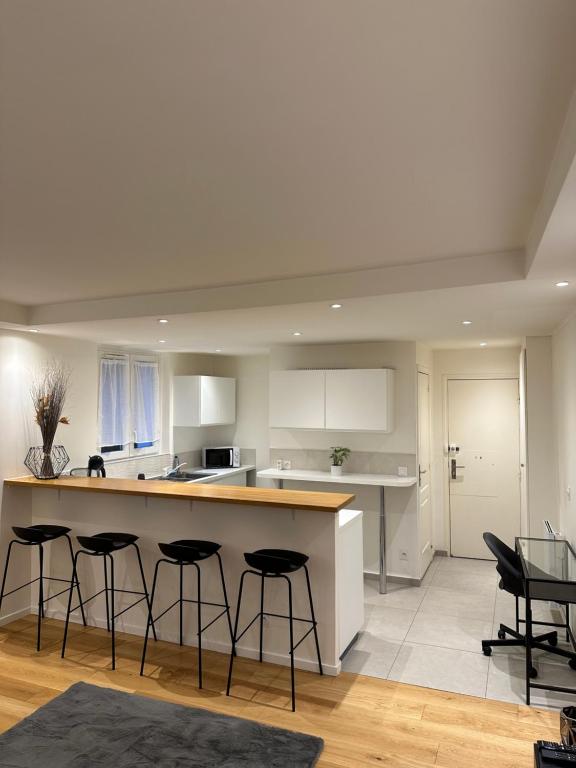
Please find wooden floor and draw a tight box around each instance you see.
[0,615,559,767]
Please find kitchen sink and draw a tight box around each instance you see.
[154,472,216,482]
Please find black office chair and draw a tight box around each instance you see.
[481,532,576,676]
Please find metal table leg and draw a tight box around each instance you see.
[278,479,284,490]
[379,486,387,594]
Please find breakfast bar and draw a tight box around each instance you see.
[2,476,361,675]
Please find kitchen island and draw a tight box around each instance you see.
[2,476,361,674]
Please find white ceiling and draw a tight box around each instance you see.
[1,0,576,305]
[33,279,575,354]
[1,1,576,352]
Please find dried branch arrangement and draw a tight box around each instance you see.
[30,360,71,455]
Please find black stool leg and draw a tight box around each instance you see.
[515,595,520,634]
[36,544,44,651]
[0,541,16,618]
[179,563,184,646]
[132,543,157,642]
[109,554,116,670]
[194,562,202,689]
[259,573,265,662]
[215,552,235,652]
[303,564,323,675]
[284,574,296,712]
[62,551,80,658]
[140,559,162,676]
[63,534,87,626]
[103,556,111,633]
[567,604,570,643]
[226,571,248,697]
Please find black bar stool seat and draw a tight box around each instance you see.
[158,540,221,563]
[12,525,72,544]
[0,524,86,651]
[140,539,233,688]
[76,532,138,554]
[245,549,308,574]
[226,548,323,711]
[62,531,156,669]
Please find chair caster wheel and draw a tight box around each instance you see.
[549,635,558,647]
[482,645,492,657]
[530,667,538,679]
[569,658,576,671]
[498,629,506,640]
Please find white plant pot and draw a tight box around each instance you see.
[331,465,343,477]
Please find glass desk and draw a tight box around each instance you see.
[516,537,576,704]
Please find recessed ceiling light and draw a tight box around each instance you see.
[158,318,169,324]
[462,320,472,325]
[556,281,570,288]
[480,342,487,347]
[215,349,222,353]
[158,339,166,344]
[330,303,343,309]
[292,331,302,336]
[28,329,39,333]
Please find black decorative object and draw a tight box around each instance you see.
[24,445,70,479]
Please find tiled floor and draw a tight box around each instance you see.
[342,555,576,708]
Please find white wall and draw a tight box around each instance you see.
[431,346,521,553]
[552,312,576,544]
[0,329,99,621]
[524,336,558,535]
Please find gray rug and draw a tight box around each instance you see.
[0,682,323,767]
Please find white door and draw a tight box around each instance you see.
[418,372,433,573]
[448,378,521,559]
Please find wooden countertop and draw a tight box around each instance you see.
[4,475,354,513]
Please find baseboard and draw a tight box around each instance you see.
[434,549,448,557]
[0,606,31,627]
[43,608,340,676]
[364,571,421,588]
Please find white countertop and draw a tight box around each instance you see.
[257,468,417,487]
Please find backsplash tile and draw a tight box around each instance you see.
[269,448,416,475]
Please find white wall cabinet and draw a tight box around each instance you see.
[269,368,394,432]
[325,369,393,432]
[173,376,236,426]
[269,370,325,429]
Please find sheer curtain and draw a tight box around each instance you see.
[99,357,130,451]
[132,360,159,449]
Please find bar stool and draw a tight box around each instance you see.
[61,532,157,669]
[226,548,323,711]
[0,525,86,651]
[140,540,234,689]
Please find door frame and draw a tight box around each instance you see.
[442,372,527,557]
[416,365,433,575]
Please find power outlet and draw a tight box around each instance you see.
[400,550,408,561]
[398,466,408,477]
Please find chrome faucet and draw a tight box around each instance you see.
[162,459,187,478]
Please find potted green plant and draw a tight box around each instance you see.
[329,446,350,477]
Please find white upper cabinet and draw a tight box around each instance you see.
[268,369,394,432]
[173,376,236,427]
[325,369,394,432]
[269,370,326,429]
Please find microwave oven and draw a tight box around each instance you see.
[202,446,240,469]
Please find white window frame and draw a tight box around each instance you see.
[98,351,161,460]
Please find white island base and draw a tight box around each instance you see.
[2,480,363,675]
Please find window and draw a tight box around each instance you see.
[98,354,160,458]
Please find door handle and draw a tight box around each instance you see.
[450,459,466,480]
[418,466,427,486]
